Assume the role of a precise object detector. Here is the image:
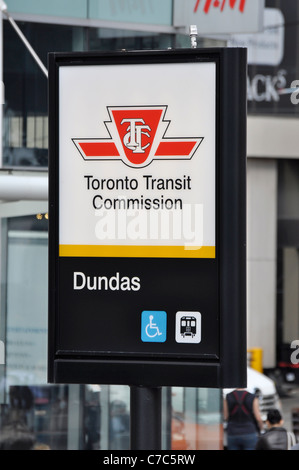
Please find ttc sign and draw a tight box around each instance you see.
[73,106,202,168]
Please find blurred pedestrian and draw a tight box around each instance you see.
[224,388,264,450]
[256,409,296,450]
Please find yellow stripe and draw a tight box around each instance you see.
[59,245,215,258]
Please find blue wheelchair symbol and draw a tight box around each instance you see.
[141,311,167,343]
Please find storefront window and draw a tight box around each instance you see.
[2,19,224,170]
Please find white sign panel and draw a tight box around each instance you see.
[174,0,264,34]
[59,62,216,259]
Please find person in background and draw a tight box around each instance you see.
[223,388,264,450]
[256,409,296,450]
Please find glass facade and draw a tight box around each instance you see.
[247,0,299,116]
[0,15,224,450]
[4,0,299,450]
[3,0,299,450]
[0,201,223,450]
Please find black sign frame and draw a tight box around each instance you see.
[48,48,247,388]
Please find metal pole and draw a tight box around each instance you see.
[130,386,162,450]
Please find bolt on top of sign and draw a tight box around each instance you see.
[174,0,264,34]
[59,61,216,259]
